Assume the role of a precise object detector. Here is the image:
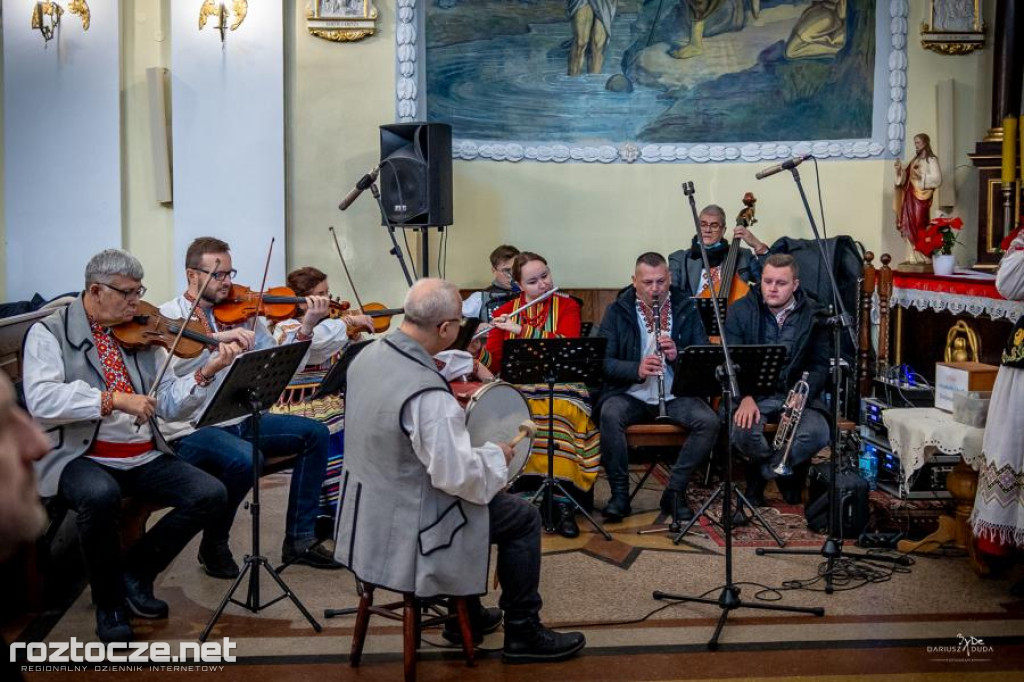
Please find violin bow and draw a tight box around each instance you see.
[251,237,275,333]
[136,259,221,427]
[329,226,367,311]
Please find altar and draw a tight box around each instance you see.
[890,270,1020,380]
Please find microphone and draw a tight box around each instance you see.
[338,166,380,211]
[755,154,812,180]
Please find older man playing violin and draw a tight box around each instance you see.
[159,236,341,578]
[22,249,237,643]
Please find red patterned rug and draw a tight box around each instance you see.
[640,464,951,549]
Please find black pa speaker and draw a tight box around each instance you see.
[378,122,453,227]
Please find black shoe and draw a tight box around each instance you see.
[777,475,805,505]
[557,503,580,538]
[282,540,343,570]
[660,489,693,523]
[602,492,632,521]
[96,606,133,642]
[123,573,168,620]
[442,605,503,645]
[198,541,240,580]
[731,506,750,527]
[744,467,766,508]
[503,617,586,664]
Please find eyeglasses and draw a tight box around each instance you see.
[192,267,238,282]
[699,221,723,229]
[99,282,147,300]
[437,316,468,329]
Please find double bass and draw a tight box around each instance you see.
[698,192,757,340]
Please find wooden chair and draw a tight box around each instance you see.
[349,582,476,682]
[624,423,688,503]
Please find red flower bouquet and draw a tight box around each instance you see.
[914,216,963,257]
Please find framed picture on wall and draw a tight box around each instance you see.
[921,0,984,55]
[306,0,378,42]
[398,0,915,165]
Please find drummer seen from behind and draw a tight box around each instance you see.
[335,278,585,663]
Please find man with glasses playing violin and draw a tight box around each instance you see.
[159,237,341,579]
[22,249,239,642]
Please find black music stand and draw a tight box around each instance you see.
[652,181,823,651]
[692,297,727,338]
[502,337,611,540]
[663,345,787,547]
[197,342,324,641]
[312,339,373,399]
[453,317,482,352]
[315,338,373,621]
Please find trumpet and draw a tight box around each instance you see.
[652,295,672,422]
[470,287,561,341]
[764,371,810,478]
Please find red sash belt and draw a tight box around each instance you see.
[88,440,154,459]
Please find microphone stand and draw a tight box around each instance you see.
[754,165,909,591]
[369,182,415,287]
[651,182,823,650]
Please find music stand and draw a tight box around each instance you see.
[691,297,726,338]
[312,339,373,399]
[196,342,324,641]
[502,337,611,540]
[661,345,788,547]
[452,317,482,352]
[651,181,823,651]
[313,338,373,621]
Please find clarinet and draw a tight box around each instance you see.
[652,295,671,422]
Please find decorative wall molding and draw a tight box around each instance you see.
[397,0,909,164]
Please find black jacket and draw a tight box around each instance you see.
[596,286,708,413]
[723,288,830,405]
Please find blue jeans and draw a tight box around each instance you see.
[173,414,330,549]
[730,398,830,469]
[600,394,720,492]
[57,455,226,609]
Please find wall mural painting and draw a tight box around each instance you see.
[400,0,909,163]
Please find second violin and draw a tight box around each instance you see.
[213,284,352,326]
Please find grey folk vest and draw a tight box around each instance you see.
[32,296,173,496]
[334,329,490,597]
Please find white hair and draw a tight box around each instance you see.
[84,249,144,287]
[403,278,461,328]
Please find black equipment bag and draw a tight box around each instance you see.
[768,235,864,362]
[805,462,870,539]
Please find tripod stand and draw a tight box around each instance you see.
[651,181,823,650]
[754,164,909,592]
[197,343,323,641]
[503,337,612,540]
[660,345,788,548]
[635,344,786,543]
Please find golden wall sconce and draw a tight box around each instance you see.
[31,1,90,44]
[199,0,248,42]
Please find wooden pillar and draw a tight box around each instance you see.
[971,0,1024,267]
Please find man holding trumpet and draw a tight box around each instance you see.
[596,253,719,523]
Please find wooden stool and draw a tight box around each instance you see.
[624,423,688,502]
[350,582,476,682]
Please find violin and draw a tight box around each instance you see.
[111,301,221,359]
[213,284,352,325]
[338,302,405,337]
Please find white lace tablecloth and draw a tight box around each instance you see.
[891,286,1024,320]
[882,408,985,483]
